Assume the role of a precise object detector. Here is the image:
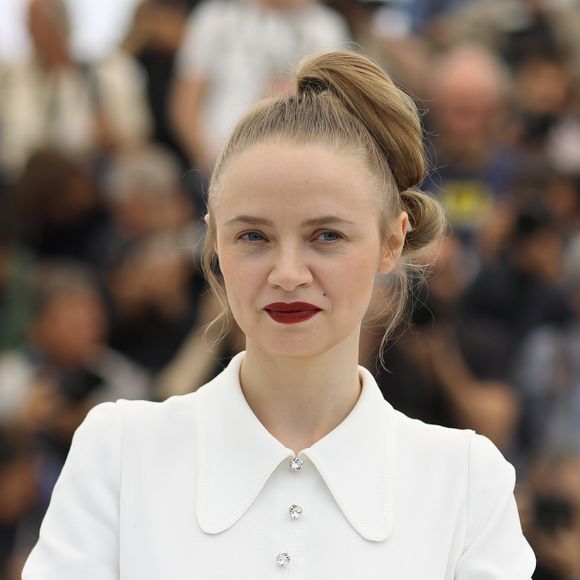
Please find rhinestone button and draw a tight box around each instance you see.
[290,456,304,471]
[289,504,303,519]
[276,552,291,567]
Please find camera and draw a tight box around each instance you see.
[534,493,575,534]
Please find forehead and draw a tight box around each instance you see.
[213,142,379,223]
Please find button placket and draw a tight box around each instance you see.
[274,454,304,571]
[289,454,304,523]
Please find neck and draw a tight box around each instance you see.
[239,331,363,454]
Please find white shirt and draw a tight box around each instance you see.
[175,0,350,160]
[22,350,536,579]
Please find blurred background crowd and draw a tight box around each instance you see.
[1,0,580,577]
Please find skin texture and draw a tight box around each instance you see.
[206,142,407,452]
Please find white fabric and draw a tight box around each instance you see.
[175,0,350,160]
[22,350,536,579]
[0,51,151,178]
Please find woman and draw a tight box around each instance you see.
[21,50,536,579]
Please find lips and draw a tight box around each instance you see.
[264,302,322,325]
[264,302,321,312]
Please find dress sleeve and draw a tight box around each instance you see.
[21,401,122,580]
[455,433,536,579]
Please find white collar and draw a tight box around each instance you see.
[194,351,397,542]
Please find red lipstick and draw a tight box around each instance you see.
[264,302,321,324]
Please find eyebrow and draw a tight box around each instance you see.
[224,215,356,228]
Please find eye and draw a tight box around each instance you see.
[238,231,266,244]
[315,230,343,242]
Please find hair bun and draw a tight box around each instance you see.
[295,50,425,192]
[400,189,446,258]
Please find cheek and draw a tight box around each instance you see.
[218,253,264,305]
[323,252,378,310]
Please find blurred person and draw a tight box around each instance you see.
[511,53,573,151]
[476,164,580,262]
[511,234,580,471]
[95,146,214,378]
[101,145,202,253]
[122,0,199,166]
[361,235,519,451]
[170,0,350,209]
[546,98,580,176]
[522,50,580,179]
[0,260,150,429]
[11,147,111,266]
[520,450,580,579]
[0,0,151,181]
[547,172,580,240]
[462,205,572,374]
[421,1,580,211]
[103,236,207,375]
[424,43,516,242]
[368,0,478,96]
[509,53,580,189]
[444,0,580,71]
[0,427,42,580]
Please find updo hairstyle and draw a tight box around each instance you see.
[201,50,446,361]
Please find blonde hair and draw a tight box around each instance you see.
[201,50,446,364]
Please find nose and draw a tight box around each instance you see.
[267,242,313,291]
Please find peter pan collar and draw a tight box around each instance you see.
[194,351,397,542]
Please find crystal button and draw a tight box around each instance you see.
[290,456,304,471]
[276,552,291,567]
[289,504,303,519]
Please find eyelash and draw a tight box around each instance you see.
[237,230,344,245]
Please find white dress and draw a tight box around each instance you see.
[22,350,536,579]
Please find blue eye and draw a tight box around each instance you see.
[238,231,266,244]
[317,231,342,242]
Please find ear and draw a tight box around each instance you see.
[204,213,220,257]
[377,211,408,274]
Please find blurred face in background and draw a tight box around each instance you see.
[112,188,191,239]
[27,0,71,67]
[514,58,571,117]
[32,290,107,366]
[430,47,505,149]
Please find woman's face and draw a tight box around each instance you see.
[210,142,407,359]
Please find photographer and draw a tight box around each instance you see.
[520,450,580,580]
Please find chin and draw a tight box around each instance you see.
[249,330,352,361]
